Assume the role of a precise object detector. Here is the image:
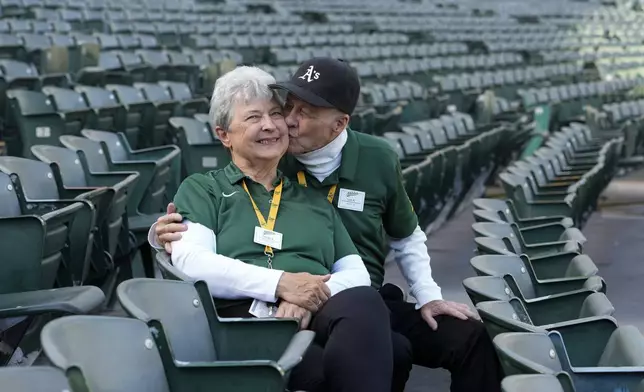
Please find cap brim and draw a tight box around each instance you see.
[270,81,336,109]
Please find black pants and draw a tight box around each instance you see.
[219,286,399,392]
[381,285,504,392]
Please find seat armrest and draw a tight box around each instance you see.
[276,330,315,372]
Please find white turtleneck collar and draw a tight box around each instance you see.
[293,129,347,182]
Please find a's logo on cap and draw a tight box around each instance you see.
[298,65,320,83]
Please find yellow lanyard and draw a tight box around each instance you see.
[241,179,283,258]
[297,171,337,203]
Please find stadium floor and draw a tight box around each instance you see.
[384,204,644,392]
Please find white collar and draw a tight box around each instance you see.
[293,129,347,182]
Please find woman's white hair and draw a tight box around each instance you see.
[209,66,279,130]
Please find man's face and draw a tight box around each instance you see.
[283,94,344,155]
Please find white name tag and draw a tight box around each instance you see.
[249,299,273,318]
[337,188,366,212]
[253,226,283,250]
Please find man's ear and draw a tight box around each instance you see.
[214,126,232,148]
[333,112,350,134]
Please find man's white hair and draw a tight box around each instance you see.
[209,66,278,130]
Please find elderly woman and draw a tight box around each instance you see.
[169,66,394,392]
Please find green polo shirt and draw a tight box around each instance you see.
[281,130,418,288]
[173,162,359,309]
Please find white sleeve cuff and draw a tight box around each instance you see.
[325,254,371,296]
[389,225,443,309]
[147,222,164,250]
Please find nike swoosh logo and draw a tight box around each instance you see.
[222,191,239,198]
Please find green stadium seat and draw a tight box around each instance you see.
[501,374,574,392]
[105,84,157,148]
[41,316,173,391]
[5,89,66,158]
[74,85,125,134]
[168,117,230,176]
[0,367,72,391]
[117,278,314,390]
[41,86,95,136]
[158,80,209,117]
[470,253,601,288]
[31,144,140,296]
[493,331,644,391]
[472,221,586,247]
[0,156,99,286]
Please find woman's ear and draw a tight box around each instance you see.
[214,126,232,148]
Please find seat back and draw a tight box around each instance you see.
[117,278,218,362]
[59,135,110,173]
[31,145,89,188]
[155,251,194,281]
[598,326,644,367]
[501,374,572,392]
[41,316,171,392]
[493,332,564,375]
[81,129,129,162]
[0,367,72,392]
[469,255,536,298]
[477,299,540,339]
[0,171,21,217]
[6,89,64,157]
[579,292,615,319]
[0,156,60,200]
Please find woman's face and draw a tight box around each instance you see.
[216,97,289,163]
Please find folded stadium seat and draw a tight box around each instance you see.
[163,51,200,93]
[115,35,140,51]
[159,81,209,117]
[493,331,644,391]
[0,170,104,361]
[41,315,174,390]
[114,50,154,83]
[41,86,97,136]
[169,117,229,176]
[0,59,42,116]
[193,112,212,128]
[383,132,432,165]
[134,82,180,145]
[0,33,26,61]
[74,84,127,132]
[4,89,70,158]
[76,51,132,86]
[31,144,140,300]
[501,374,576,392]
[135,49,193,88]
[499,172,576,221]
[477,296,616,358]
[0,367,75,391]
[470,251,606,298]
[117,278,315,390]
[105,84,157,148]
[0,156,100,286]
[462,264,605,312]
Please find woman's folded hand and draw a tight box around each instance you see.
[275,301,312,330]
[275,272,332,312]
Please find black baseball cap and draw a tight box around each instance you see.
[270,57,360,115]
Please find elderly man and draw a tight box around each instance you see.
[151,58,504,392]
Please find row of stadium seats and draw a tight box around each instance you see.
[468,124,644,391]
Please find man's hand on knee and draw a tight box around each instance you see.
[275,301,312,330]
[155,203,187,253]
[420,300,480,331]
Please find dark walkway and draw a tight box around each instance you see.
[384,205,644,392]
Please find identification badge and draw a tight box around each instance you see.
[249,299,273,318]
[337,188,366,212]
[253,226,283,250]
